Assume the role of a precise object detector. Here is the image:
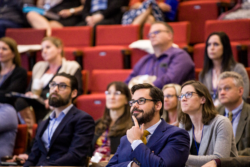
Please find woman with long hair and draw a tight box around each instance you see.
[178,80,238,167]
[199,32,249,106]
[162,83,180,126]
[92,81,132,162]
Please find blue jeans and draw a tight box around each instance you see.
[0,19,22,38]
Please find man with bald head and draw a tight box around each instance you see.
[125,21,194,89]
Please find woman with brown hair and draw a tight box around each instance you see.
[178,80,238,167]
[0,37,27,106]
[91,81,132,162]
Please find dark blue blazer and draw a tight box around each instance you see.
[24,106,95,167]
[107,119,190,167]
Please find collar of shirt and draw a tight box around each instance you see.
[225,101,243,117]
[49,104,73,120]
[145,119,162,136]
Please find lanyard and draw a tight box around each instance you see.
[192,124,204,155]
[47,119,57,148]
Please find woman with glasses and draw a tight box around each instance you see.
[91,81,132,163]
[199,32,249,106]
[162,83,180,126]
[178,80,238,167]
[15,36,82,128]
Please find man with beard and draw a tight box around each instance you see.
[107,83,190,167]
[24,73,95,167]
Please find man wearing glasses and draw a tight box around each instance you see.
[107,83,190,167]
[24,73,95,167]
[125,21,194,89]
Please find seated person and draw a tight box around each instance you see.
[162,83,180,126]
[107,83,190,167]
[0,104,18,162]
[202,156,250,167]
[26,0,84,36]
[122,0,178,25]
[0,0,33,38]
[91,81,132,163]
[125,21,195,89]
[179,80,238,167]
[0,37,27,107]
[15,36,83,134]
[23,73,95,167]
[217,71,250,156]
[78,0,129,27]
[199,32,249,106]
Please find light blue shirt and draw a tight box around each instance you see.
[42,104,73,151]
[90,0,107,13]
[127,119,162,167]
[225,101,243,137]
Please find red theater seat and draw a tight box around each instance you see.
[76,94,106,120]
[82,70,89,94]
[96,25,140,46]
[13,125,28,155]
[90,69,132,93]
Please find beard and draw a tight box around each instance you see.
[49,92,71,107]
[131,106,156,125]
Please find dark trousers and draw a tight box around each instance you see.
[0,19,22,38]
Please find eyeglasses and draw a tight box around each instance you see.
[164,94,177,99]
[105,91,121,96]
[147,30,169,38]
[129,98,157,106]
[178,92,197,101]
[49,82,71,91]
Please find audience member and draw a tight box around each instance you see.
[0,104,18,163]
[0,0,33,38]
[15,37,83,133]
[217,71,250,156]
[202,156,250,167]
[26,0,84,36]
[125,21,195,89]
[162,83,180,126]
[199,32,249,106]
[24,73,95,167]
[0,37,27,107]
[178,80,238,167]
[78,0,129,26]
[91,81,132,162]
[107,83,190,167]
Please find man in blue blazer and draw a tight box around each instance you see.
[107,83,190,167]
[24,73,95,167]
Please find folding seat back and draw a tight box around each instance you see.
[96,25,140,46]
[13,125,28,155]
[205,19,250,44]
[130,48,148,68]
[76,94,106,120]
[178,1,219,44]
[90,69,132,93]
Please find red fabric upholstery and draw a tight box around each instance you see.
[13,125,28,155]
[51,26,93,47]
[205,19,250,44]
[193,42,239,68]
[90,69,132,93]
[96,25,140,46]
[76,94,106,120]
[82,70,89,94]
[130,48,148,68]
[6,28,46,44]
[178,1,219,44]
[143,21,191,48]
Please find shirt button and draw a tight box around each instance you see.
[47,156,50,159]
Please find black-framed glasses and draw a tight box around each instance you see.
[178,92,197,101]
[104,91,121,96]
[129,98,157,106]
[49,82,71,91]
[164,94,177,99]
[147,30,169,38]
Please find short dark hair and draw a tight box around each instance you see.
[131,83,164,116]
[52,73,78,91]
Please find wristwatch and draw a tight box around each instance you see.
[70,8,75,14]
